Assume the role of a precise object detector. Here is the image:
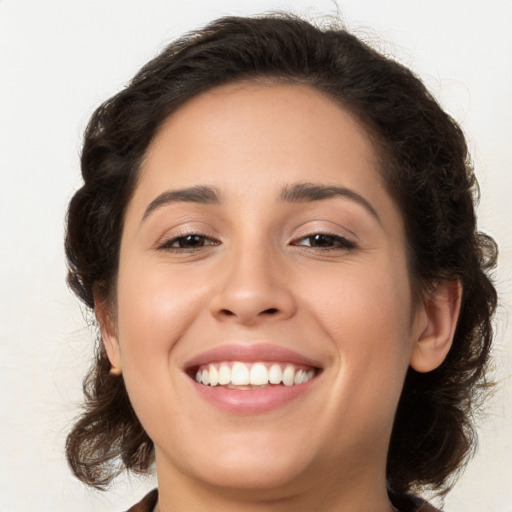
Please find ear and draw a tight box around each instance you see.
[94,293,122,373]
[410,281,462,373]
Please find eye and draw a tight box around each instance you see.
[293,233,355,250]
[158,233,220,251]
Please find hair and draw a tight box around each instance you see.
[65,13,498,496]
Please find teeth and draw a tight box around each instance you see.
[209,365,219,386]
[282,365,295,386]
[249,363,268,385]
[195,362,315,388]
[268,363,282,384]
[218,363,231,385]
[231,362,250,385]
[294,369,305,385]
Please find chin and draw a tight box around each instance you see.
[160,428,321,495]
[193,452,312,494]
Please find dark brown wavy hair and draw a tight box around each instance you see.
[65,13,498,496]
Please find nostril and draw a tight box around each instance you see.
[215,306,282,320]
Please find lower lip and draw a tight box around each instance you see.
[190,378,317,414]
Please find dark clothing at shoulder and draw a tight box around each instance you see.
[389,490,443,512]
[125,488,442,512]
[125,489,158,512]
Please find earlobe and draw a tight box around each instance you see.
[410,281,462,373]
[94,294,122,374]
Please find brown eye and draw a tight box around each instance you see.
[175,234,207,248]
[307,234,335,247]
[294,233,355,250]
[159,233,219,251]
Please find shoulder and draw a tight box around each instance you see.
[390,491,443,512]
[125,489,158,512]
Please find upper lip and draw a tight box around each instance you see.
[183,343,323,370]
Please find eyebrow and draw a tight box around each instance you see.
[280,182,380,222]
[141,181,380,224]
[142,185,221,221]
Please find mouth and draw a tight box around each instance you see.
[183,344,322,413]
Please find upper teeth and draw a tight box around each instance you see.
[194,362,315,387]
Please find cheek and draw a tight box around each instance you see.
[115,258,208,369]
[302,258,414,383]
[305,256,412,333]
[113,258,213,435]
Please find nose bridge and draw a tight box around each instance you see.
[210,233,295,324]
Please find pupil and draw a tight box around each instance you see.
[313,234,332,246]
[180,235,203,248]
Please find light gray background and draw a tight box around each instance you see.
[0,0,511,510]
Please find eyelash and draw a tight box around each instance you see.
[158,231,356,252]
[291,232,356,251]
[157,232,220,252]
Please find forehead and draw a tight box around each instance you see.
[136,82,386,198]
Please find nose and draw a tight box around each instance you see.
[209,242,297,326]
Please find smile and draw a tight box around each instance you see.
[194,361,317,388]
[184,344,322,413]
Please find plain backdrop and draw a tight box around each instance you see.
[0,0,511,511]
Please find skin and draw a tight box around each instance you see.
[98,83,461,512]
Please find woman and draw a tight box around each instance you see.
[65,14,497,512]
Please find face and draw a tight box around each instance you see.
[101,83,432,500]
